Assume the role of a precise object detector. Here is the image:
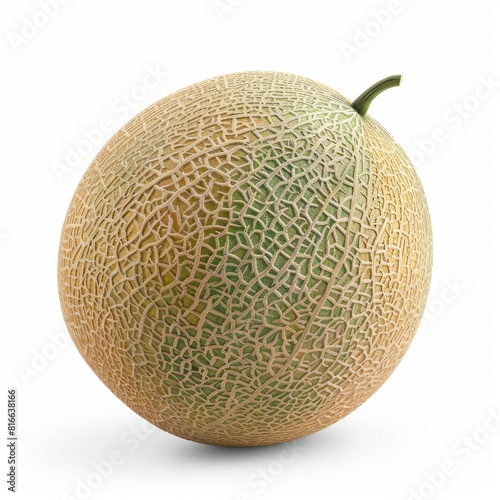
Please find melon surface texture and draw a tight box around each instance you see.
[58,71,432,447]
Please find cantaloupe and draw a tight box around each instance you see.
[58,71,432,447]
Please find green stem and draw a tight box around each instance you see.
[351,75,402,116]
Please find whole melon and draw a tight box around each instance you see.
[58,71,432,447]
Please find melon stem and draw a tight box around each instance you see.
[351,75,402,117]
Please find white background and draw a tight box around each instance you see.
[1,1,499,499]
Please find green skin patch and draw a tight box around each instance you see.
[145,108,372,409]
